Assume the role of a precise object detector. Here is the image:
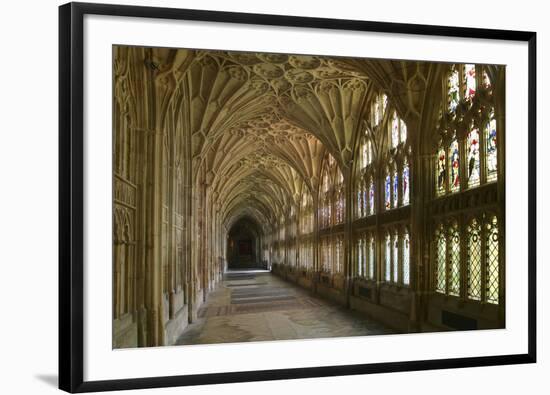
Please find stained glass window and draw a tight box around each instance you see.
[448,68,460,112]
[403,159,410,206]
[391,111,399,148]
[357,188,363,218]
[403,230,410,285]
[486,112,498,182]
[368,180,375,215]
[392,232,399,283]
[436,224,446,293]
[436,147,447,196]
[467,218,482,300]
[361,142,368,169]
[372,94,387,127]
[325,197,332,228]
[449,221,461,296]
[392,170,399,208]
[385,172,391,210]
[369,236,375,280]
[486,215,499,304]
[357,238,364,277]
[360,138,372,169]
[464,64,476,100]
[336,236,344,273]
[373,99,380,126]
[385,233,391,282]
[400,119,407,143]
[322,169,329,193]
[449,138,460,193]
[362,183,368,215]
[336,189,344,224]
[467,125,481,188]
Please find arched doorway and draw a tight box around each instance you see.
[226,217,265,270]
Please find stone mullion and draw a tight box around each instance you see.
[167,126,177,319]
[459,215,468,300]
[373,152,382,305]
[312,194,320,291]
[480,214,488,304]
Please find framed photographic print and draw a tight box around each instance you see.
[59,1,537,393]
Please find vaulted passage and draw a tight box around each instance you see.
[113,46,505,348]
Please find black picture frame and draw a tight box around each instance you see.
[59,2,537,393]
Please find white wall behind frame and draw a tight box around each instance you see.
[0,0,546,394]
[84,7,529,383]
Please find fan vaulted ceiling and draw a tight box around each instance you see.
[149,47,438,232]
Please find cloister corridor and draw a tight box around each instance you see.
[176,270,392,345]
[112,46,505,349]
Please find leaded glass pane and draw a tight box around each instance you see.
[391,111,399,148]
[464,64,476,100]
[392,233,399,283]
[357,189,362,218]
[369,236,375,280]
[336,191,344,223]
[467,219,482,300]
[400,119,407,143]
[392,171,399,208]
[436,147,446,196]
[385,234,391,282]
[403,231,410,285]
[322,169,329,192]
[362,185,367,216]
[385,173,391,210]
[369,181,375,215]
[486,216,499,304]
[403,161,410,205]
[357,238,363,277]
[449,139,460,193]
[486,114,498,182]
[373,100,380,126]
[448,68,460,112]
[467,126,481,187]
[436,225,446,293]
[338,236,345,273]
[449,222,461,296]
[361,235,367,277]
[361,140,368,169]
[334,237,340,273]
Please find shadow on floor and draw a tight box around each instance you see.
[35,374,58,388]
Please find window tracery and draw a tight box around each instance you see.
[381,226,410,286]
[434,214,500,304]
[371,92,388,127]
[435,64,498,196]
[355,131,376,218]
[356,231,376,280]
[319,153,344,228]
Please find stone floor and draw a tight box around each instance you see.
[175,270,393,345]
